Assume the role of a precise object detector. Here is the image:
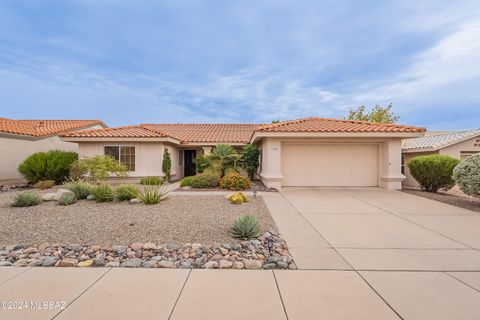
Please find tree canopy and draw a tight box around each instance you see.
[345,103,400,123]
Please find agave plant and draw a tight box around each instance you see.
[58,192,77,206]
[230,214,260,240]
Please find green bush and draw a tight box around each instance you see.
[194,154,210,173]
[70,155,127,182]
[140,176,164,185]
[453,154,480,198]
[407,154,460,192]
[115,184,140,201]
[242,144,260,179]
[33,180,56,190]
[58,193,77,206]
[11,192,41,207]
[230,215,260,240]
[189,173,219,189]
[91,183,114,202]
[220,172,251,191]
[138,186,168,205]
[65,181,93,199]
[162,148,172,182]
[18,150,78,183]
[180,176,194,187]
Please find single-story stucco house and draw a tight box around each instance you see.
[0,118,106,182]
[61,117,425,190]
[402,129,480,188]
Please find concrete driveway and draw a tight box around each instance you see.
[1,188,479,320]
[262,187,480,319]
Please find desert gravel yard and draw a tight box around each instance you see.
[0,190,276,246]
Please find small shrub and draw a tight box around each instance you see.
[407,155,460,192]
[180,176,194,187]
[65,181,93,200]
[162,148,172,182]
[453,154,480,198]
[194,154,210,173]
[140,176,164,185]
[18,150,78,183]
[115,184,140,201]
[228,192,249,204]
[58,192,77,206]
[91,183,114,202]
[220,172,251,191]
[70,155,127,182]
[242,144,260,179]
[230,215,260,240]
[189,173,219,189]
[33,180,56,190]
[11,192,41,207]
[138,186,168,205]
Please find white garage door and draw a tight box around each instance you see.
[282,143,378,186]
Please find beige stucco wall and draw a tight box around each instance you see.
[259,137,405,190]
[0,135,78,181]
[402,135,480,188]
[439,136,480,158]
[78,142,182,179]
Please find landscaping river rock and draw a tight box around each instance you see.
[0,232,296,270]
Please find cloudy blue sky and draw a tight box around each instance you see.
[1,0,479,129]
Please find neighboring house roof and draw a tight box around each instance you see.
[402,129,480,152]
[61,125,171,139]
[0,118,106,138]
[257,117,425,133]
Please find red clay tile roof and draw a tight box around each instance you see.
[0,118,105,138]
[142,124,261,143]
[61,125,171,139]
[63,123,261,143]
[257,117,425,133]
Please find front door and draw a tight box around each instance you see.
[184,150,197,176]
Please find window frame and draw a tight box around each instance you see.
[104,145,136,172]
[401,155,405,175]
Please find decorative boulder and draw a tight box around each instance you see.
[42,193,56,201]
[54,189,74,201]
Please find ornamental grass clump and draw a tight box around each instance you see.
[453,154,480,198]
[115,184,140,201]
[65,181,93,199]
[58,192,77,206]
[228,192,249,204]
[91,183,114,202]
[230,214,260,240]
[138,186,168,205]
[11,192,42,207]
[140,176,164,185]
[33,180,56,190]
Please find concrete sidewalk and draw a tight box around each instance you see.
[1,267,479,320]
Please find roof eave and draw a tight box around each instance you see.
[60,136,181,144]
[402,147,437,153]
[250,131,425,143]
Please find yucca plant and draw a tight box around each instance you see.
[91,183,114,202]
[65,181,93,199]
[138,186,168,205]
[230,215,260,240]
[11,192,42,207]
[115,184,140,201]
[58,192,77,206]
